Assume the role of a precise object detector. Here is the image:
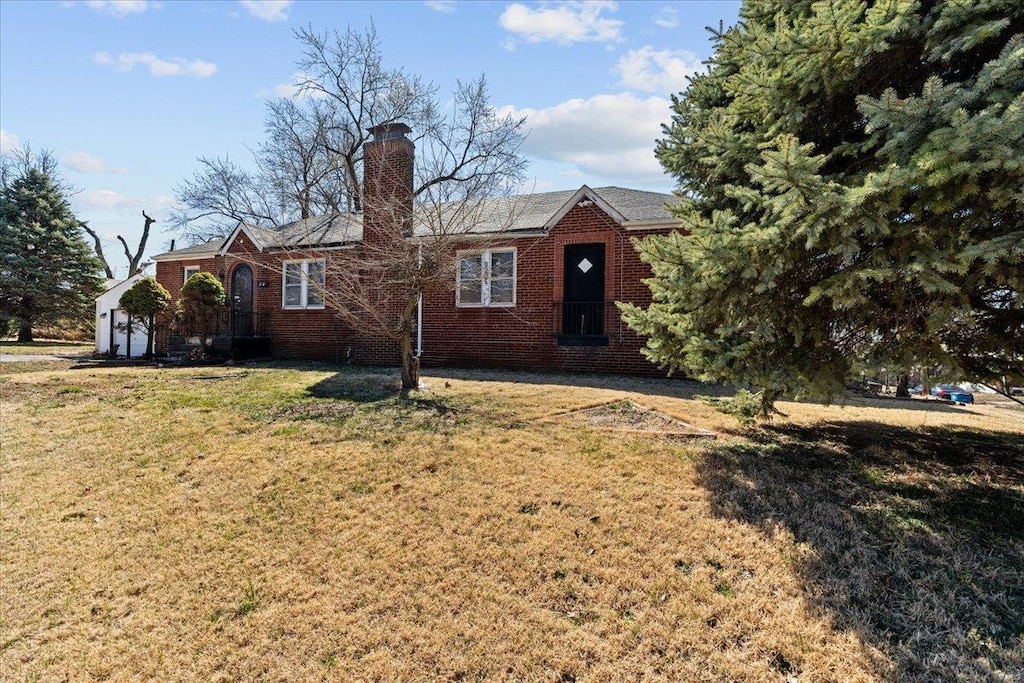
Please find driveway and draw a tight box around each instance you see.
[0,353,88,362]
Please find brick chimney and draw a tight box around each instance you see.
[363,122,414,246]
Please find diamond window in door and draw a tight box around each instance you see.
[577,257,593,273]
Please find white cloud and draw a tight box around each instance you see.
[75,190,177,212]
[238,0,292,22]
[499,1,623,47]
[424,0,456,12]
[258,73,324,100]
[93,52,217,78]
[64,152,127,174]
[270,82,301,98]
[77,189,129,209]
[652,6,679,29]
[502,92,672,181]
[0,129,20,153]
[614,47,701,94]
[77,1,151,17]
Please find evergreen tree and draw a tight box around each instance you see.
[0,166,103,342]
[119,276,172,360]
[623,0,1024,415]
[179,272,225,354]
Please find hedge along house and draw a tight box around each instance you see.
[153,123,680,375]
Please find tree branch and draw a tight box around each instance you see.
[81,222,114,279]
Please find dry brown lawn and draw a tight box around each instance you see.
[0,340,93,356]
[1,362,1021,682]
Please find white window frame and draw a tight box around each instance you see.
[281,259,326,310]
[456,248,517,308]
[183,266,200,282]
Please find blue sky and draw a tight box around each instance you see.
[0,0,740,277]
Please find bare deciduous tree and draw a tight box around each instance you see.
[172,22,528,388]
[81,210,155,279]
[170,23,526,244]
[235,113,526,390]
[80,221,114,279]
[293,22,438,213]
[325,171,525,390]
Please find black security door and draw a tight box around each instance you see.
[563,243,605,336]
[231,265,254,335]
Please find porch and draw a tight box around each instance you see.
[553,301,619,347]
[168,310,272,359]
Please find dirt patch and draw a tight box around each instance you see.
[565,400,715,439]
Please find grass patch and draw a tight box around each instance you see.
[2,362,1021,681]
[236,580,259,617]
[0,340,92,355]
[698,421,1024,680]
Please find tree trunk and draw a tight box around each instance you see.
[400,330,420,391]
[398,298,420,391]
[144,314,155,360]
[895,373,909,398]
[17,321,33,343]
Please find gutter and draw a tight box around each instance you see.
[416,243,423,358]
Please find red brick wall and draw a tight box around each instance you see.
[155,205,677,376]
[155,237,356,361]
[223,235,355,361]
[418,203,674,376]
[154,255,224,353]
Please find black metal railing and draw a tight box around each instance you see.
[553,301,619,342]
[176,309,269,339]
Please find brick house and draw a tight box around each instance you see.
[153,123,679,375]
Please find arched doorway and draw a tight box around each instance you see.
[231,265,254,335]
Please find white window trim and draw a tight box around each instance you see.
[456,247,517,308]
[281,259,326,310]
[183,266,200,282]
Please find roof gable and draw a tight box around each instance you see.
[95,273,145,303]
[219,222,268,255]
[543,185,626,231]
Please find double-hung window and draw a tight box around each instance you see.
[282,259,325,309]
[456,249,516,307]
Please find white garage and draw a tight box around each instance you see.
[95,274,146,358]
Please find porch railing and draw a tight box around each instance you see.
[552,301,619,343]
[176,309,269,338]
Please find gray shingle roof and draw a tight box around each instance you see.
[409,186,676,237]
[246,213,363,248]
[589,186,678,222]
[151,238,222,261]
[152,185,677,259]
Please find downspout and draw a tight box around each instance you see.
[416,243,423,357]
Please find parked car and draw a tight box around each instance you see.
[931,384,974,404]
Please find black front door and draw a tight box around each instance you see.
[563,243,605,336]
[231,265,254,336]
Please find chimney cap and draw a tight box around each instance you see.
[367,122,412,141]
